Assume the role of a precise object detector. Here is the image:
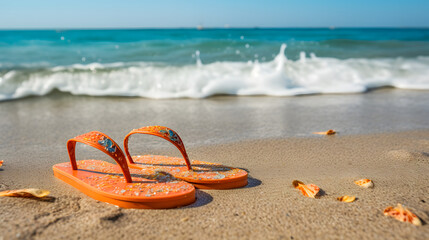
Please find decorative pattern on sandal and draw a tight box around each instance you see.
[67,131,132,182]
[124,126,191,170]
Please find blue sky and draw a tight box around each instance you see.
[1,0,429,29]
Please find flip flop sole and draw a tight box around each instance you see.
[130,155,248,189]
[189,177,248,190]
[53,160,196,209]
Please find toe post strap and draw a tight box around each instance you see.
[67,131,132,183]
[123,126,192,170]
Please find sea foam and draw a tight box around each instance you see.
[1,44,428,101]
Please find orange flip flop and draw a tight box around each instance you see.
[123,126,248,189]
[53,131,195,209]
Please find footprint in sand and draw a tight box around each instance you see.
[388,149,429,163]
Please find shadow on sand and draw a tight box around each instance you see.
[181,190,213,208]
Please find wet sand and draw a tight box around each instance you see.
[0,90,429,239]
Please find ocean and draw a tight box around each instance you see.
[1,28,429,101]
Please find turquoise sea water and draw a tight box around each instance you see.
[1,28,429,100]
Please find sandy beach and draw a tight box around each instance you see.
[1,90,429,239]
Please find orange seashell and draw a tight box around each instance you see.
[292,180,320,198]
[0,160,3,167]
[354,179,374,188]
[383,204,422,226]
[337,195,356,202]
[313,130,336,135]
[0,189,50,198]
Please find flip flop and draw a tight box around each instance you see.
[53,131,195,209]
[123,126,248,189]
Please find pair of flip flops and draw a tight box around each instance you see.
[53,126,248,209]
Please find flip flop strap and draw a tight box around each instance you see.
[67,131,133,183]
[123,126,192,170]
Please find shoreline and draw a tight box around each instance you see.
[1,89,428,146]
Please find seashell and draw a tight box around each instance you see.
[354,179,374,188]
[0,188,50,198]
[0,160,3,167]
[313,129,336,135]
[383,204,422,226]
[292,180,320,198]
[337,195,356,202]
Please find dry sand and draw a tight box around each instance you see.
[1,91,429,239]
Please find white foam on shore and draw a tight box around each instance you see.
[1,44,429,101]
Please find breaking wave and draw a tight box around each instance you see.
[1,44,429,101]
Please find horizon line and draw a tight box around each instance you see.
[1,26,429,31]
